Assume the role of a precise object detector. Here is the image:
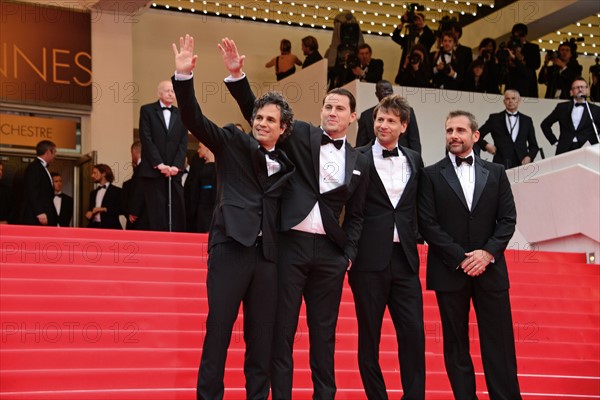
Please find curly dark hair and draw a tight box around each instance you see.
[251,91,294,142]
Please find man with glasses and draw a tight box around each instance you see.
[541,77,600,155]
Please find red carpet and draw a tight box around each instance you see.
[1,225,598,399]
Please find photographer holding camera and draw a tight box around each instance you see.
[539,40,583,99]
[397,43,431,88]
[431,31,465,90]
[391,4,435,85]
[467,38,501,93]
[349,43,384,83]
[510,23,541,97]
[497,38,532,97]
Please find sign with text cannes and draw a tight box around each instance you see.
[0,0,92,108]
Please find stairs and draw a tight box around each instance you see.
[1,225,598,399]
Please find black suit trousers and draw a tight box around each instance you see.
[435,282,521,400]
[142,176,185,232]
[197,240,277,400]
[349,245,425,400]
[271,231,348,400]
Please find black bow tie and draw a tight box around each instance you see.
[382,147,399,158]
[260,147,280,160]
[161,107,171,112]
[506,111,519,117]
[456,155,473,166]
[54,194,61,198]
[99,185,107,189]
[321,135,344,150]
[574,103,584,107]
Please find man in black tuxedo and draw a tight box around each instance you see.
[541,77,600,155]
[221,38,370,400]
[356,80,422,153]
[184,142,216,233]
[478,90,539,169]
[351,95,425,399]
[122,141,148,230]
[431,31,468,90]
[138,80,188,232]
[418,111,521,399]
[351,44,384,83]
[21,140,58,226]
[85,164,122,229]
[172,35,296,400]
[51,172,73,227]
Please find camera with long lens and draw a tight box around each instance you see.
[479,49,492,62]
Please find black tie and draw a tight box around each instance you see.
[506,111,518,117]
[574,103,584,107]
[321,135,344,150]
[456,155,473,166]
[260,147,280,160]
[99,185,107,189]
[161,107,171,112]
[382,148,399,158]
[55,194,61,198]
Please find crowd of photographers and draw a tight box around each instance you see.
[329,6,599,102]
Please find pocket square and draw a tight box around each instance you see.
[352,170,361,176]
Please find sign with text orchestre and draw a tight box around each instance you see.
[0,0,92,108]
[0,114,77,149]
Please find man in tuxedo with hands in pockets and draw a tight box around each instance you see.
[172,34,296,400]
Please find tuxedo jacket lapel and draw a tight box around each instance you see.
[472,158,489,212]
[440,159,469,211]
[343,143,358,186]
[366,149,390,204]
[310,127,322,188]
[396,147,417,208]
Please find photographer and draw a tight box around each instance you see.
[397,43,431,88]
[431,31,464,90]
[497,40,531,97]
[350,43,384,83]
[511,23,541,97]
[469,38,501,93]
[538,40,583,99]
[392,5,435,85]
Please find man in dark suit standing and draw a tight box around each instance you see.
[21,140,58,226]
[418,110,521,399]
[85,164,122,229]
[221,38,370,400]
[184,142,216,233]
[541,77,600,155]
[478,90,539,169]
[173,35,296,400]
[51,172,73,227]
[122,141,148,230]
[351,95,425,399]
[351,44,384,83]
[356,80,422,153]
[138,80,188,232]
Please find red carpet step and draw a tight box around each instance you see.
[1,225,598,399]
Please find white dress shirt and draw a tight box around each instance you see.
[449,152,475,211]
[372,140,411,242]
